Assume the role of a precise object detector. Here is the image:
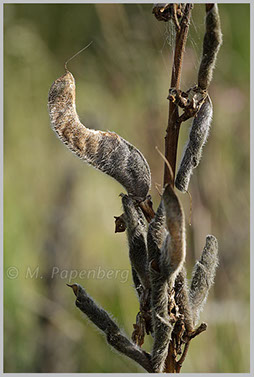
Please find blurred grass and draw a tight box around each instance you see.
[4,3,249,373]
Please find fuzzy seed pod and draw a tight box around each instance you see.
[149,184,186,372]
[121,194,150,290]
[69,284,153,373]
[198,4,223,91]
[175,95,213,192]
[150,273,172,373]
[147,201,167,265]
[160,184,186,279]
[189,235,219,326]
[48,70,151,201]
[147,195,171,372]
[174,268,194,332]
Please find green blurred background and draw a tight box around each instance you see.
[4,3,250,373]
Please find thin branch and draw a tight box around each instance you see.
[164,341,177,373]
[188,322,207,340]
[176,340,190,372]
[164,4,193,186]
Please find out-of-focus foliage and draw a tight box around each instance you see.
[4,4,249,373]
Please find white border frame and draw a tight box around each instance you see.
[1,1,252,376]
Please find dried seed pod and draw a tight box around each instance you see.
[198,4,223,91]
[150,274,172,373]
[175,95,213,192]
[189,235,219,326]
[68,284,153,373]
[131,266,143,298]
[146,194,170,371]
[151,187,193,332]
[159,184,186,279]
[147,201,167,265]
[174,268,193,332]
[121,194,150,290]
[149,184,186,372]
[48,70,151,201]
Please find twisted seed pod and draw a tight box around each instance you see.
[48,70,151,200]
[175,95,213,192]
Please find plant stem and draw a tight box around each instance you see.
[176,341,190,372]
[164,341,177,373]
[163,3,193,373]
[163,4,193,187]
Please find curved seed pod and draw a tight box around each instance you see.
[121,194,150,290]
[48,70,151,201]
[189,235,219,326]
[175,95,213,192]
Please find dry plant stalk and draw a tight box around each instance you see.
[48,3,222,373]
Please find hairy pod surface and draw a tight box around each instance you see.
[72,284,153,372]
[198,4,223,91]
[149,185,186,372]
[175,95,213,192]
[189,235,219,326]
[160,184,186,278]
[147,201,167,264]
[121,195,150,290]
[174,268,194,332]
[48,70,151,200]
